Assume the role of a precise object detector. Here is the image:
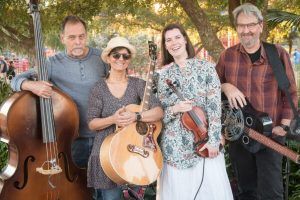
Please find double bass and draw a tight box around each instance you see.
[0,1,91,199]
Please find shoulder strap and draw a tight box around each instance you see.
[263,42,290,90]
[263,42,300,133]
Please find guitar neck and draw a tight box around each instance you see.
[246,127,300,164]
[141,42,157,112]
[141,61,155,112]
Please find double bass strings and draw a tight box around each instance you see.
[32,10,60,181]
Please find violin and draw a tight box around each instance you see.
[166,79,209,157]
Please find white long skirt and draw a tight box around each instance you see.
[157,153,233,200]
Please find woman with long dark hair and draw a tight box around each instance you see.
[156,23,233,200]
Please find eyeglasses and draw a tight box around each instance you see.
[236,22,261,30]
[111,52,131,60]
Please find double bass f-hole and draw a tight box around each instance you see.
[165,79,209,157]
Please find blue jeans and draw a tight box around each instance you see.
[71,137,94,169]
[94,187,122,200]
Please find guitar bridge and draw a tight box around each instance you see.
[127,144,149,158]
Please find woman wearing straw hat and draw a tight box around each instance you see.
[86,36,163,200]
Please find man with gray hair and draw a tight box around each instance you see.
[216,3,297,200]
[11,15,108,174]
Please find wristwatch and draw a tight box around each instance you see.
[135,112,142,121]
[280,124,290,132]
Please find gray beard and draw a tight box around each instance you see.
[240,35,260,50]
[241,38,256,48]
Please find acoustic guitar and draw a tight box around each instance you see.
[222,95,300,164]
[100,41,163,186]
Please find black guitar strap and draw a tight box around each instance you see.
[263,42,300,135]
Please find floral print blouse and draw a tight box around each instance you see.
[157,58,222,169]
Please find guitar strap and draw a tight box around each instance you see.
[263,42,300,135]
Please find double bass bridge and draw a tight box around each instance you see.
[36,159,62,175]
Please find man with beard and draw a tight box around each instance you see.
[11,15,108,170]
[216,3,297,200]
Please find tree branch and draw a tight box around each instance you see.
[177,0,224,61]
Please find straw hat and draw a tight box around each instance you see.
[101,37,136,63]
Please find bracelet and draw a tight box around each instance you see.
[135,112,142,121]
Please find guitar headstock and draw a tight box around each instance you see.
[148,41,157,61]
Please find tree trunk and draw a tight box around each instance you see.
[260,0,269,41]
[177,0,224,62]
[228,0,240,27]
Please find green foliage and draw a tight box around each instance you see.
[267,9,300,29]
[144,184,156,200]
[0,141,8,171]
[0,78,11,172]
[284,141,300,199]
[0,78,12,103]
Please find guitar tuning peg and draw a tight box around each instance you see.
[152,85,157,94]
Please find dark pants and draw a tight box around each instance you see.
[71,137,94,169]
[94,187,122,200]
[94,185,141,200]
[72,137,99,199]
[229,136,285,200]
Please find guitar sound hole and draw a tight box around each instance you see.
[136,122,148,135]
[242,135,250,144]
[245,117,253,127]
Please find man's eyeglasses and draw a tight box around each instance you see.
[236,22,261,30]
[111,52,131,60]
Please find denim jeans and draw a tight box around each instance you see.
[94,187,122,200]
[71,137,94,169]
